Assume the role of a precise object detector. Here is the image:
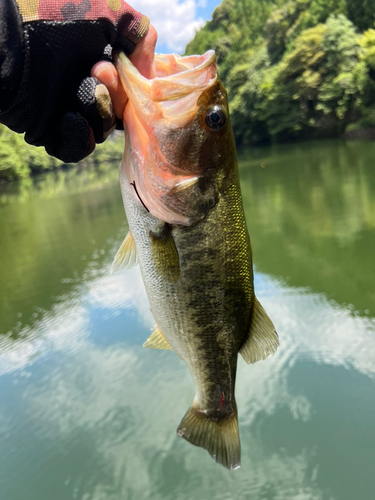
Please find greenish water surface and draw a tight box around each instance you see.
[0,140,374,500]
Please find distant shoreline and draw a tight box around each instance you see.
[3,132,375,187]
[341,127,375,140]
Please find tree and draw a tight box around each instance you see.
[228,15,366,145]
[346,0,375,32]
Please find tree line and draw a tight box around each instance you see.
[3,0,375,180]
[0,125,124,182]
[185,0,375,145]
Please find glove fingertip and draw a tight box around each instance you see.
[117,14,150,45]
[77,77,116,144]
[46,112,94,163]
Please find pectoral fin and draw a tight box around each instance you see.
[239,296,279,364]
[161,178,219,224]
[144,325,173,351]
[110,231,138,274]
[149,223,179,283]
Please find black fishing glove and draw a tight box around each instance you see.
[0,0,149,162]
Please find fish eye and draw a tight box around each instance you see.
[204,105,227,132]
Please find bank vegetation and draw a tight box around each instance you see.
[3,0,375,180]
[186,0,375,145]
[0,126,124,182]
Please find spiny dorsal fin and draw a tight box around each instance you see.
[143,325,173,351]
[149,224,179,283]
[239,296,279,364]
[110,231,138,274]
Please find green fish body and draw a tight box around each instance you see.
[113,51,279,469]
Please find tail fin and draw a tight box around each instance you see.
[177,402,241,470]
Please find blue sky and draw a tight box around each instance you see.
[193,0,224,26]
[131,0,223,54]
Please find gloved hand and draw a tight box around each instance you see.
[0,0,151,162]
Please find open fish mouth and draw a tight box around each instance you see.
[115,50,221,226]
[116,50,217,105]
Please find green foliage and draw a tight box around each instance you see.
[79,131,124,168]
[346,0,375,32]
[231,15,367,144]
[297,0,347,30]
[0,125,124,182]
[185,0,287,82]
[264,0,313,63]
[0,126,29,180]
[359,28,375,71]
[0,125,61,181]
[187,0,375,144]
[4,0,375,181]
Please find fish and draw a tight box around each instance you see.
[112,50,279,470]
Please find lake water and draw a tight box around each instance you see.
[0,140,374,500]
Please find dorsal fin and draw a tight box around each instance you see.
[110,231,138,274]
[143,325,173,351]
[239,296,279,364]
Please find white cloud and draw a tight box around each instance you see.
[0,304,90,376]
[2,265,375,384]
[0,266,152,376]
[87,266,154,326]
[132,0,205,53]
[2,267,375,496]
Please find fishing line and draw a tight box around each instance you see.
[130,181,150,212]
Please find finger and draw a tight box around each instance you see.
[129,24,157,79]
[77,77,116,143]
[91,25,157,119]
[91,61,127,120]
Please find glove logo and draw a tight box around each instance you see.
[61,0,91,20]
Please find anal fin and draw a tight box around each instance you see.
[239,296,279,364]
[143,325,173,351]
[110,231,138,274]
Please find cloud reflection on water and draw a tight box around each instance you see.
[1,261,375,498]
[1,263,374,380]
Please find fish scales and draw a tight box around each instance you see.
[113,50,279,469]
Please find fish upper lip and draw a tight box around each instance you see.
[117,50,216,83]
[115,50,218,102]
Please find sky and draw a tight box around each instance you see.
[130,0,223,54]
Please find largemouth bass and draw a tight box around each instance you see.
[112,50,279,470]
